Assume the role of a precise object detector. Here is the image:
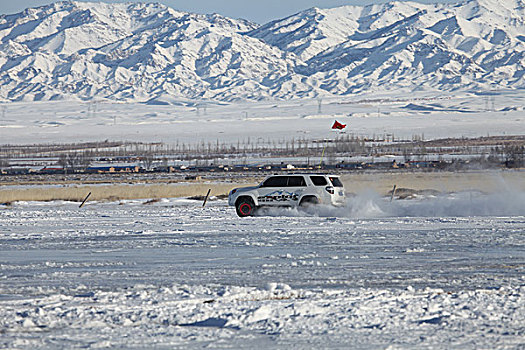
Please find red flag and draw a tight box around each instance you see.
[332,120,346,130]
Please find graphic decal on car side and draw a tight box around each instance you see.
[258,190,299,203]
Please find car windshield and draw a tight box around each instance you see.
[329,177,344,187]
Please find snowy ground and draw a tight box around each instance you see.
[1,91,524,145]
[1,192,524,349]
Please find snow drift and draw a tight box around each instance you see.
[1,199,524,348]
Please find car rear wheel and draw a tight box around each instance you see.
[299,196,319,207]
[236,198,256,217]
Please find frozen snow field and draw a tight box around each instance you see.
[1,193,524,349]
[1,91,524,145]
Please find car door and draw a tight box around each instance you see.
[257,176,304,207]
[285,175,307,206]
[309,175,330,203]
[257,176,289,207]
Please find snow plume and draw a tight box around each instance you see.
[390,189,525,217]
[258,188,525,218]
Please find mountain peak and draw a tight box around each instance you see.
[0,0,523,103]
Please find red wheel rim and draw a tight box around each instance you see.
[239,203,252,216]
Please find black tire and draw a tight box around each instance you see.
[299,196,319,207]
[235,198,256,217]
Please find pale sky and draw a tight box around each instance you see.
[0,0,460,23]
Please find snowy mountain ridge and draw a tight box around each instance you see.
[0,0,524,103]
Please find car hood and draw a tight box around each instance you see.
[233,186,259,193]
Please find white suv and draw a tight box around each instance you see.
[228,174,345,217]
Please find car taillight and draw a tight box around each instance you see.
[231,189,237,195]
[325,186,334,194]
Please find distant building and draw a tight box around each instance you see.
[86,165,141,173]
[39,167,65,174]
[1,168,31,175]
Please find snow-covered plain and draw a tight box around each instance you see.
[1,1,524,347]
[1,192,524,348]
[1,90,524,145]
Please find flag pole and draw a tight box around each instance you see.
[323,120,346,169]
[318,143,327,169]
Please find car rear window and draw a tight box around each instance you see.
[310,176,328,186]
[287,176,306,187]
[329,177,344,187]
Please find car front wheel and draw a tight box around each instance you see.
[236,198,256,217]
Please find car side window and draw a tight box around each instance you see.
[310,176,327,186]
[261,176,288,187]
[287,176,306,187]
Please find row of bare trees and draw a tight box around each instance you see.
[57,153,92,172]
[0,136,524,170]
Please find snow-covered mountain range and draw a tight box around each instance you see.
[0,0,524,103]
